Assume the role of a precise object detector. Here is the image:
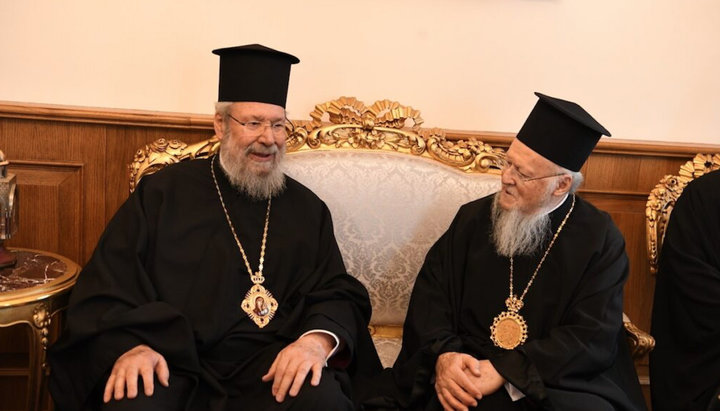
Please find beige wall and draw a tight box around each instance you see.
[1,0,719,144]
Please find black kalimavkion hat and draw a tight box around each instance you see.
[516,92,611,172]
[212,44,300,108]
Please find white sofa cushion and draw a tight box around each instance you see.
[285,149,501,327]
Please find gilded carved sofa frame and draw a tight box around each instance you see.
[646,153,720,275]
[128,96,652,362]
[129,97,504,192]
[634,153,720,359]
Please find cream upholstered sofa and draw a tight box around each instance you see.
[281,98,505,366]
[129,96,651,367]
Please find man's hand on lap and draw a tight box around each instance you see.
[262,332,334,403]
[103,344,169,403]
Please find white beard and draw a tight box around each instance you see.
[491,194,552,257]
[218,129,286,200]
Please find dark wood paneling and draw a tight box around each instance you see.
[0,117,105,264]
[1,101,718,410]
[581,192,654,326]
[7,162,83,262]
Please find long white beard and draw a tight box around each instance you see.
[218,130,286,200]
[491,194,552,257]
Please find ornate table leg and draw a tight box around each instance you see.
[26,302,51,411]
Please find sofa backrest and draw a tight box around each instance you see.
[284,149,501,327]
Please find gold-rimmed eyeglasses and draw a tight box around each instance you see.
[501,162,566,183]
[227,114,290,136]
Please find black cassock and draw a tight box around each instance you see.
[48,157,381,410]
[364,194,645,411]
[650,170,720,411]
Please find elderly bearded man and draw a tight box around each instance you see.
[48,44,381,411]
[364,93,646,411]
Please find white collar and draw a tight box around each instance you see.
[545,193,570,215]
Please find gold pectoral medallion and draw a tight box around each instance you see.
[241,283,278,328]
[490,295,528,349]
[490,310,528,349]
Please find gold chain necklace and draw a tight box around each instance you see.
[211,155,278,328]
[490,194,576,349]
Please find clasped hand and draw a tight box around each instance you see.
[434,352,505,411]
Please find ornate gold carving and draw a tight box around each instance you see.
[680,152,720,179]
[292,96,427,154]
[31,303,51,368]
[424,132,506,173]
[129,97,506,191]
[129,137,220,192]
[32,303,51,330]
[624,318,655,359]
[287,96,505,172]
[646,174,690,274]
[646,153,720,274]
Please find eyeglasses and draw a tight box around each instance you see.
[501,162,566,183]
[227,114,289,136]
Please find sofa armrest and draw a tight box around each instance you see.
[623,313,655,359]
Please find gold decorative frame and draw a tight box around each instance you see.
[129,138,220,193]
[129,96,506,192]
[623,313,655,359]
[646,153,720,274]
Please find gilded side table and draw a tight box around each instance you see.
[0,248,80,411]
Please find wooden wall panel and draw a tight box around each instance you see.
[0,101,718,410]
[7,162,83,262]
[0,117,105,264]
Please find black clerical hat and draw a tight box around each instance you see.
[516,92,611,172]
[212,44,300,107]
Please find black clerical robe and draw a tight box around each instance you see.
[650,170,720,411]
[368,194,645,410]
[48,157,381,410]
